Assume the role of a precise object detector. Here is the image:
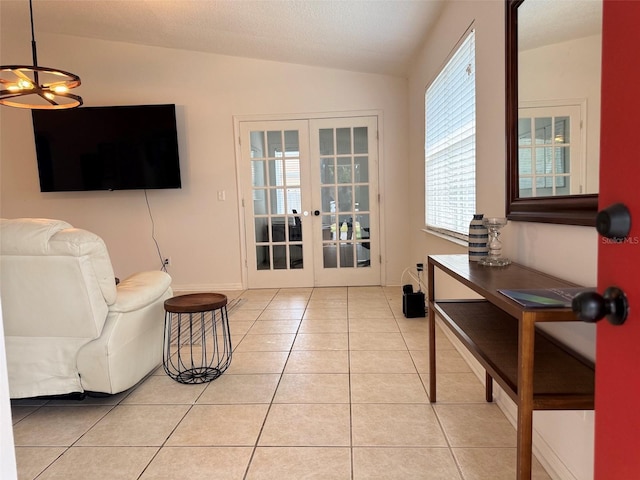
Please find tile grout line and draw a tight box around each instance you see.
[241,287,312,480]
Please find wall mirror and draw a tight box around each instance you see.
[506,0,602,226]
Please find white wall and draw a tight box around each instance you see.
[407,1,596,479]
[520,34,602,194]
[0,32,412,290]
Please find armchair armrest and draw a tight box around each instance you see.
[110,271,172,313]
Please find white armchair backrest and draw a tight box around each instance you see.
[0,218,117,339]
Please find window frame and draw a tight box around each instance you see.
[424,27,477,242]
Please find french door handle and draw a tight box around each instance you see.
[313,210,320,216]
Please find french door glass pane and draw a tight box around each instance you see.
[518,149,532,174]
[252,161,266,187]
[354,186,369,211]
[290,245,303,269]
[535,117,552,144]
[555,147,570,173]
[338,186,352,212]
[337,159,352,183]
[253,189,267,214]
[340,244,354,267]
[250,131,265,158]
[273,245,286,269]
[270,189,285,214]
[321,159,335,184]
[285,159,301,185]
[269,160,284,186]
[255,218,269,242]
[354,157,369,182]
[287,188,302,213]
[256,246,270,270]
[319,129,334,155]
[284,130,299,153]
[321,186,334,214]
[555,117,570,143]
[518,118,532,145]
[354,127,368,154]
[336,128,351,154]
[356,244,370,267]
[267,131,282,156]
[519,178,533,197]
[323,243,337,268]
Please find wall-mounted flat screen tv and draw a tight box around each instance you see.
[32,104,182,192]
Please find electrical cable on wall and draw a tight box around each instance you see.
[400,264,423,293]
[144,190,168,272]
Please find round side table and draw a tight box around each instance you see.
[163,292,232,384]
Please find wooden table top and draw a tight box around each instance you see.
[164,293,228,313]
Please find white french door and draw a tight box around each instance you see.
[518,104,583,196]
[238,116,380,288]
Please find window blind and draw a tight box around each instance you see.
[425,30,476,240]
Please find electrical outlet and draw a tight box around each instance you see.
[163,257,171,267]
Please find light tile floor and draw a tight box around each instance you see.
[11,286,552,479]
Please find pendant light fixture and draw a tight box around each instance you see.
[0,0,82,109]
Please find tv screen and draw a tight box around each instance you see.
[32,104,182,192]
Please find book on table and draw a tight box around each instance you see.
[498,287,595,308]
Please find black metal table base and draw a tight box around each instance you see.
[173,367,223,384]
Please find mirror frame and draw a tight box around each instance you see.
[505,0,598,226]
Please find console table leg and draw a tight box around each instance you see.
[428,302,437,402]
[517,313,536,479]
[485,372,493,402]
[428,260,437,403]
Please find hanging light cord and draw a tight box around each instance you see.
[28,0,41,86]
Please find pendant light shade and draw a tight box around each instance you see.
[0,0,82,109]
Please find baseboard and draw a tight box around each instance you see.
[435,316,578,480]
[171,283,244,294]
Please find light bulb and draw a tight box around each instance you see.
[17,79,33,89]
[52,85,69,94]
[44,92,55,100]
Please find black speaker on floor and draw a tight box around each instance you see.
[402,284,425,318]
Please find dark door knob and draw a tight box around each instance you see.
[596,203,631,240]
[313,210,320,216]
[572,287,628,326]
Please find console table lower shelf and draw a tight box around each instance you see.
[433,300,595,409]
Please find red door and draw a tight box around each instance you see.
[595,0,640,477]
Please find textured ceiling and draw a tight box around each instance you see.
[519,0,602,51]
[0,0,447,77]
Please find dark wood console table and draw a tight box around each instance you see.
[427,254,594,480]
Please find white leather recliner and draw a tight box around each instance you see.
[0,218,173,399]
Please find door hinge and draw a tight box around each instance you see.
[379,255,382,264]
[238,136,242,145]
[378,193,381,203]
[241,198,245,207]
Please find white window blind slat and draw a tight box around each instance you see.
[425,30,476,239]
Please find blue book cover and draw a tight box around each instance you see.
[498,287,595,308]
